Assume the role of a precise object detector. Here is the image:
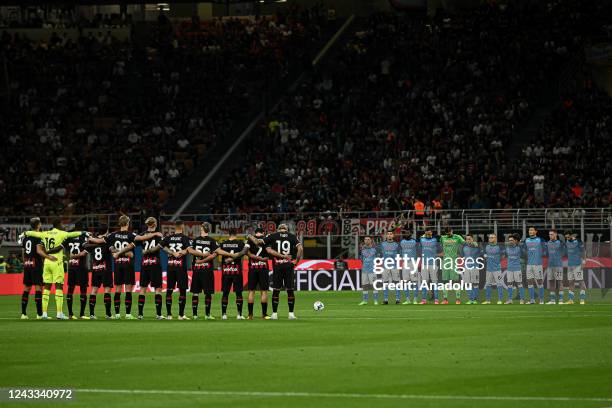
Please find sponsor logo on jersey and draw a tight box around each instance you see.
[142,257,158,266]
[92,262,107,271]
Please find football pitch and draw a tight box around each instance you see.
[1,291,612,408]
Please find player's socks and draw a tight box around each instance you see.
[549,292,556,303]
[154,293,162,316]
[455,291,461,301]
[103,293,111,316]
[421,287,427,300]
[221,295,229,315]
[442,289,448,300]
[433,288,438,300]
[204,294,212,316]
[395,289,401,302]
[236,293,243,316]
[79,294,87,317]
[538,286,545,302]
[261,301,268,316]
[373,291,379,303]
[518,286,525,300]
[485,285,492,301]
[138,294,146,316]
[362,291,368,302]
[528,285,535,300]
[474,287,480,301]
[383,289,389,302]
[404,289,410,302]
[35,291,42,316]
[579,290,586,301]
[125,292,132,315]
[166,290,173,316]
[66,287,74,316]
[179,289,187,317]
[412,287,418,302]
[192,294,199,316]
[287,290,295,313]
[558,290,564,303]
[497,286,503,302]
[89,294,97,315]
[272,290,280,313]
[248,302,254,316]
[568,290,575,300]
[55,289,64,315]
[114,293,121,315]
[42,288,50,313]
[21,290,29,316]
[507,287,514,300]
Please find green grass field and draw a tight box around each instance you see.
[1,290,612,408]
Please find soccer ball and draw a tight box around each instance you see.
[313,301,325,311]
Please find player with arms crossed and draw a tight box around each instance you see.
[106,215,138,319]
[113,217,164,319]
[483,233,504,304]
[462,234,481,304]
[504,234,525,304]
[399,231,419,304]
[190,222,221,319]
[65,222,90,319]
[359,236,379,305]
[24,218,85,319]
[523,227,546,304]
[246,228,271,319]
[419,228,441,304]
[545,230,565,304]
[250,224,303,320]
[439,226,465,304]
[564,231,586,304]
[218,229,250,320]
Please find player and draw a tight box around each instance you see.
[439,227,465,304]
[523,226,546,304]
[399,231,419,304]
[156,220,193,320]
[105,215,138,319]
[246,228,271,319]
[249,224,303,319]
[564,231,586,304]
[483,233,504,304]
[189,222,220,320]
[19,217,46,319]
[359,236,379,305]
[504,234,525,304]
[461,234,481,304]
[218,229,250,320]
[419,228,441,304]
[113,217,164,319]
[24,218,85,319]
[85,225,114,319]
[379,230,401,305]
[65,222,89,319]
[545,230,565,304]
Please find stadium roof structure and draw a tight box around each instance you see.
[0,0,276,5]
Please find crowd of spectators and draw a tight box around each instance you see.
[212,0,606,214]
[0,6,330,217]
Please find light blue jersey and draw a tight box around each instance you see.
[462,243,481,265]
[400,238,418,259]
[565,239,584,267]
[485,244,502,271]
[504,244,522,272]
[419,237,440,262]
[546,239,564,267]
[379,240,400,263]
[360,246,377,273]
[523,237,546,266]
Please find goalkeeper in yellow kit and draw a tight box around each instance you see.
[24,218,86,319]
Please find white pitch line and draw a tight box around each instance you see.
[76,388,612,402]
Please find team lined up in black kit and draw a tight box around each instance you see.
[33,216,303,321]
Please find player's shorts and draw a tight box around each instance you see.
[91,265,113,288]
[526,265,544,280]
[68,266,89,289]
[402,266,420,282]
[567,266,583,281]
[114,263,135,286]
[272,263,294,290]
[43,260,65,284]
[442,258,460,281]
[140,264,162,289]
[486,270,503,286]
[381,268,400,283]
[547,266,563,281]
[167,268,189,290]
[361,271,377,288]
[191,266,215,295]
[23,265,43,286]
[463,268,479,284]
[421,265,438,283]
[505,270,522,284]
[221,274,243,294]
[248,267,269,291]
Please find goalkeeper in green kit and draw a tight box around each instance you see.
[440,226,465,304]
